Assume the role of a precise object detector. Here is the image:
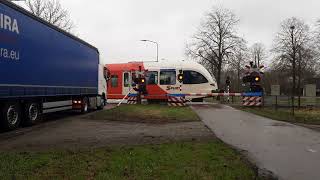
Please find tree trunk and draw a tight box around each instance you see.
[292,62,296,96]
[237,69,240,92]
[217,67,222,90]
[216,57,223,90]
[237,59,240,92]
[298,48,302,108]
[291,29,296,113]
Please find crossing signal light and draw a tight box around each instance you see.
[242,62,264,93]
[133,77,147,94]
[140,78,146,84]
[177,69,183,83]
[178,74,183,83]
[242,74,261,84]
[178,69,183,83]
[254,76,260,82]
[139,77,147,95]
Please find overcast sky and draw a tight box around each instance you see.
[16,0,320,64]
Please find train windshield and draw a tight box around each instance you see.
[183,70,208,84]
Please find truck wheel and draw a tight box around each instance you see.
[81,98,89,113]
[23,103,41,126]
[0,103,22,130]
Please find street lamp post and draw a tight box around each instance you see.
[140,40,159,62]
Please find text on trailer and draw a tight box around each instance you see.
[0,13,19,34]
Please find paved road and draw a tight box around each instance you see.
[0,106,213,151]
[192,104,320,180]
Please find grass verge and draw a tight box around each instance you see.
[0,140,258,180]
[88,104,200,123]
[239,107,320,125]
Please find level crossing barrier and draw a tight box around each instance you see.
[125,92,263,107]
[242,96,263,107]
[127,96,137,104]
[183,92,262,97]
[167,95,187,107]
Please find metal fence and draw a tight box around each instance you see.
[206,96,320,108]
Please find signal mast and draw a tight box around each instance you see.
[242,61,264,93]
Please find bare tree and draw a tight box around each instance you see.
[25,0,74,32]
[314,20,320,46]
[314,20,320,64]
[272,17,311,97]
[226,41,249,91]
[250,43,266,67]
[186,6,242,89]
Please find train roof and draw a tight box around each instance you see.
[106,61,217,83]
[143,61,205,70]
[107,61,204,70]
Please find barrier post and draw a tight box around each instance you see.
[137,66,142,105]
[262,91,264,108]
[291,96,295,119]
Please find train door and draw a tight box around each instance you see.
[122,71,132,95]
[145,70,166,99]
[107,72,122,99]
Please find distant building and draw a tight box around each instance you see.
[304,78,320,96]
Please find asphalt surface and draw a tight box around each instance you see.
[192,104,320,180]
[0,105,214,151]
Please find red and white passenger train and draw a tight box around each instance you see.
[106,61,217,101]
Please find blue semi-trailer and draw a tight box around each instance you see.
[0,0,107,130]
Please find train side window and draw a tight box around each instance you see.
[123,73,129,87]
[160,70,176,85]
[111,75,118,87]
[183,70,208,84]
[146,71,158,85]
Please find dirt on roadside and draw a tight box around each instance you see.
[294,123,320,132]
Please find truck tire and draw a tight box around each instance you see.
[81,98,89,113]
[23,103,41,126]
[0,102,22,130]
